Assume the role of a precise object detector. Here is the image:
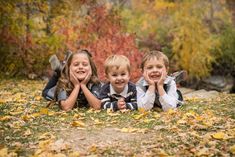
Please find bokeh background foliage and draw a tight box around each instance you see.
[0,0,234,81]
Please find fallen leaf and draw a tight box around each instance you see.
[40,108,49,115]
[230,145,235,155]
[39,132,55,140]
[71,121,86,127]
[24,129,32,136]
[69,151,80,157]
[0,148,8,157]
[0,116,12,121]
[212,132,226,140]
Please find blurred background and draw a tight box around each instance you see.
[0,0,234,93]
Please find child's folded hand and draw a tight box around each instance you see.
[117,98,126,110]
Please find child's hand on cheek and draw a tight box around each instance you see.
[143,70,155,86]
[157,69,167,87]
[70,70,80,87]
[81,69,92,85]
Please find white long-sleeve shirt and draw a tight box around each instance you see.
[136,76,183,111]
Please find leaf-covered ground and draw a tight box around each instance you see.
[0,79,234,156]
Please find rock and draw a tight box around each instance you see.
[183,89,219,99]
[178,87,195,95]
[200,75,234,93]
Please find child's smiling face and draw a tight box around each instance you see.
[70,53,91,81]
[143,57,168,83]
[107,66,130,94]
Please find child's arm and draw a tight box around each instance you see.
[99,84,118,111]
[60,86,80,111]
[125,84,138,110]
[157,71,181,111]
[137,72,156,110]
[81,84,101,110]
[80,71,101,110]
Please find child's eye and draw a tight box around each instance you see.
[73,62,79,66]
[82,63,88,66]
[112,74,117,77]
[146,66,153,69]
[121,73,126,76]
[157,65,163,69]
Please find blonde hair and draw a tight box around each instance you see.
[141,50,169,70]
[104,55,130,75]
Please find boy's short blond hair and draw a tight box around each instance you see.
[141,50,169,70]
[105,55,130,75]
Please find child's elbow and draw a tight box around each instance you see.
[61,106,72,112]
[60,102,72,111]
[92,101,101,110]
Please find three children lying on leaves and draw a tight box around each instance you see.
[42,49,184,112]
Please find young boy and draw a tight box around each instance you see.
[136,50,183,111]
[99,55,138,111]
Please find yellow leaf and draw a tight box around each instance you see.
[71,121,86,127]
[177,119,187,124]
[94,119,103,125]
[40,108,49,115]
[31,112,41,118]
[153,112,160,119]
[138,107,146,113]
[9,111,23,116]
[212,132,226,140]
[166,109,177,115]
[143,118,155,123]
[34,96,41,101]
[21,115,31,121]
[120,127,138,133]
[73,114,80,119]
[0,148,8,157]
[230,145,235,155]
[133,114,144,120]
[0,99,5,103]
[88,145,97,152]
[69,151,80,157]
[39,132,55,140]
[23,129,32,136]
[39,139,52,149]
[54,153,67,157]
[0,116,12,121]
[196,148,209,156]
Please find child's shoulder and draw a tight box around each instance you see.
[128,81,136,88]
[127,81,137,92]
[135,77,145,87]
[100,82,110,91]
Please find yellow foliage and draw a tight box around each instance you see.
[172,1,220,78]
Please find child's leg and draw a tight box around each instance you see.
[171,70,187,84]
[42,72,60,101]
[42,51,72,101]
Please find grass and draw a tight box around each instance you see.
[0,79,234,156]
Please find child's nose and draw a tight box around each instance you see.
[152,67,159,72]
[78,64,83,68]
[117,75,122,80]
